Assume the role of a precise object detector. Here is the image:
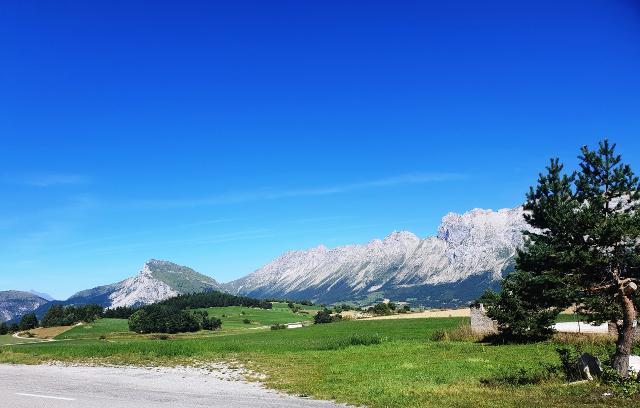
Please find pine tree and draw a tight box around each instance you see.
[19,312,38,331]
[571,140,640,376]
[485,140,640,376]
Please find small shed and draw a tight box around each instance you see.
[469,303,498,334]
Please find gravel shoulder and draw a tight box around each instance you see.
[0,363,351,408]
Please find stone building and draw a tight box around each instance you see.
[470,303,498,334]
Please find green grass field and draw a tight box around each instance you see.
[0,334,43,345]
[192,302,313,329]
[0,316,633,407]
[55,318,131,340]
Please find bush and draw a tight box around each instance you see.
[271,324,287,330]
[555,346,585,382]
[0,322,8,335]
[243,319,251,324]
[201,317,222,331]
[600,366,640,397]
[430,324,482,342]
[398,305,411,314]
[314,309,342,324]
[190,310,221,331]
[368,303,394,316]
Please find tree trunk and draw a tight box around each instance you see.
[612,287,637,377]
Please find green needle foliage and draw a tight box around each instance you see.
[482,140,640,376]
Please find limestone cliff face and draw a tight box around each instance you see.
[226,207,528,306]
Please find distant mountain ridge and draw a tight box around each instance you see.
[225,207,528,306]
[0,291,49,323]
[4,206,530,320]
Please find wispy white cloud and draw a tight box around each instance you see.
[10,173,90,187]
[126,172,467,209]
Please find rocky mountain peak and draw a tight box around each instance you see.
[226,206,529,307]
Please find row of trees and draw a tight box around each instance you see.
[41,304,103,328]
[158,290,272,310]
[0,304,104,334]
[128,305,221,334]
[0,322,14,334]
[103,306,138,319]
[480,140,640,377]
[0,312,41,333]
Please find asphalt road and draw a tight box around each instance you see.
[0,364,349,408]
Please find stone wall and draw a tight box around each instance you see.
[470,303,498,334]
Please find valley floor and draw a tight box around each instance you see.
[1,311,637,408]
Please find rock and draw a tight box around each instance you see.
[578,353,602,381]
[630,355,640,377]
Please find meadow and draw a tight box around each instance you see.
[191,302,314,329]
[0,314,633,408]
[0,334,42,345]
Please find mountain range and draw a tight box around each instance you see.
[0,206,528,322]
[0,291,50,323]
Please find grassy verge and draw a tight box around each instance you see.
[0,317,633,407]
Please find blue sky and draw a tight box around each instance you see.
[1,0,639,299]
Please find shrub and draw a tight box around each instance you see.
[271,324,287,330]
[368,303,394,316]
[430,329,448,342]
[314,309,342,324]
[600,366,640,397]
[314,310,333,324]
[430,324,482,342]
[555,346,584,382]
[201,317,222,331]
[243,319,251,324]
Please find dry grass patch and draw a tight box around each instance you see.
[26,326,75,340]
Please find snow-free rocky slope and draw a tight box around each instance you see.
[0,291,49,322]
[226,207,528,307]
[65,259,223,309]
